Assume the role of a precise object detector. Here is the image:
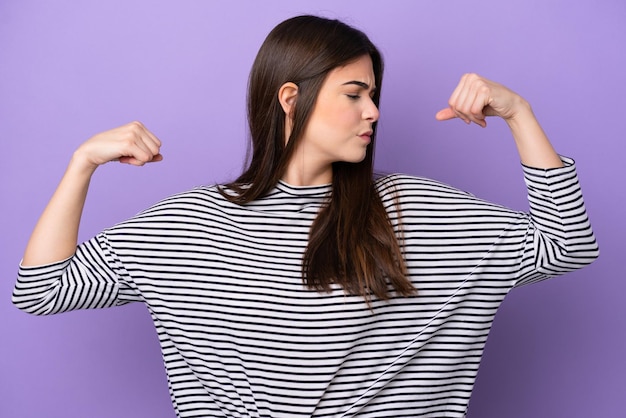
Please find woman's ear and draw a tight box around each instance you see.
[278,82,298,119]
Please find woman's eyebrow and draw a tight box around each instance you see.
[342,81,376,91]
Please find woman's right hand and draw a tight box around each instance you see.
[73,121,163,171]
[21,121,163,266]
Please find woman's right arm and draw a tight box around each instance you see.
[21,121,162,266]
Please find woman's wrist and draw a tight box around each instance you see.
[69,148,100,177]
[504,97,534,129]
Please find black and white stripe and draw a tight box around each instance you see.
[14,157,599,417]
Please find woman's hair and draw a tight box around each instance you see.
[221,15,415,303]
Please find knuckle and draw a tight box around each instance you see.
[123,133,138,147]
[126,121,145,135]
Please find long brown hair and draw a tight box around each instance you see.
[221,15,415,303]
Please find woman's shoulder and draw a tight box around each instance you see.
[374,173,475,199]
[153,184,224,204]
[122,184,230,221]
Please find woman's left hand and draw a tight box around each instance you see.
[435,73,528,127]
[435,73,564,168]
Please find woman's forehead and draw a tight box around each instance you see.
[327,56,375,87]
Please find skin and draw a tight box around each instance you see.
[435,72,563,169]
[21,60,562,266]
[279,56,380,186]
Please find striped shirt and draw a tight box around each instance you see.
[13,157,599,417]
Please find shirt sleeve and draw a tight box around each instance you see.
[376,155,599,289]
[513,156,599,286]
[12,232,141,315]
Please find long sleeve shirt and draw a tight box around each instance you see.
[13,157,599,417]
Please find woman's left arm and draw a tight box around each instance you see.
[435,73,599,283]
[435,73,564,169]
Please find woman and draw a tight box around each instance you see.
[14,15,598,418]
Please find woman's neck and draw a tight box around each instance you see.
[282,155,332,186]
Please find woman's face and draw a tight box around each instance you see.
[292,55,379,179]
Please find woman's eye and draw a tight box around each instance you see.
[346,94,360,100]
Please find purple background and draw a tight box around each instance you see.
[1,1,624,417]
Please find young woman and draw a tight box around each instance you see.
[14,15,598,418]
